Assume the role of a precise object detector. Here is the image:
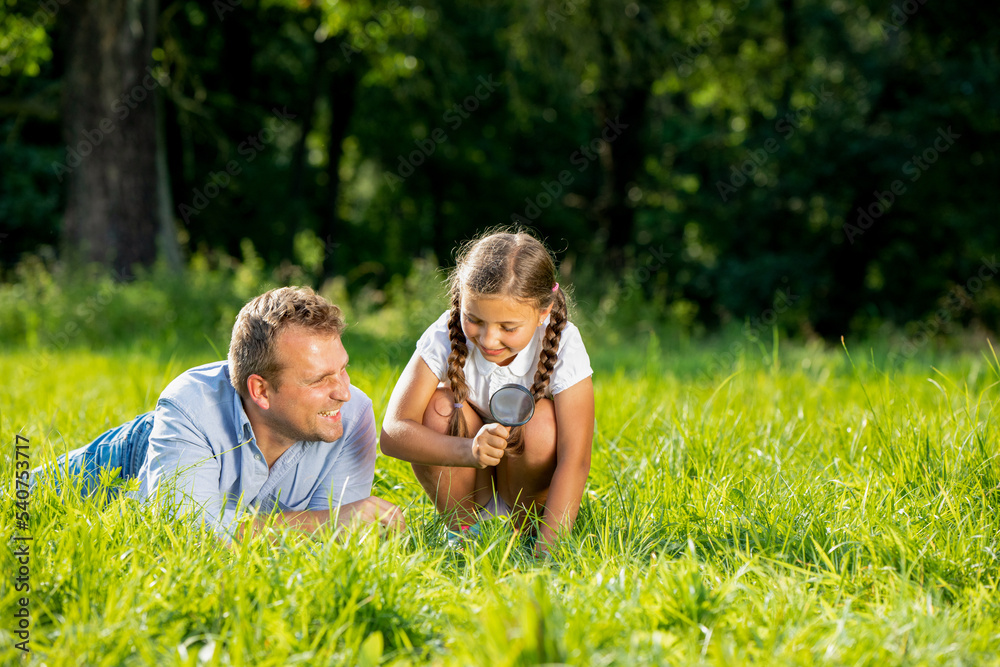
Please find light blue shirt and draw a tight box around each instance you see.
[134,361,376,538]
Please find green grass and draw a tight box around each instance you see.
[2,337,999,666]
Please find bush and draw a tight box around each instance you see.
[0,244,280,355]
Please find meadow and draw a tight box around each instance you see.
[1,261,999,665]
[2,333,999,666]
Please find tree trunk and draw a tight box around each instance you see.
[290,12,327,201]
[589,2,654,265]
[813,195,871,338]
[602,86,650,254]
[155,71,181,272]
[322,63,360,278]
[61,0,160,278]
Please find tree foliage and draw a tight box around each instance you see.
[1,0,997,338]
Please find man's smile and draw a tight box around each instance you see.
[319,409,342,422]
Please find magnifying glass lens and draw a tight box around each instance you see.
[489,384,535,427]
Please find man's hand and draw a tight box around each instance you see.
[334,495,406,532]
[470,423,509,468]
[237,496,405,541]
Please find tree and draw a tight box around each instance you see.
[60,0,176,277]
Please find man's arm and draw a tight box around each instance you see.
[236,496,405,540]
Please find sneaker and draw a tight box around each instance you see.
[445,522,481,549]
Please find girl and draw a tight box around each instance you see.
[380,231,594,554]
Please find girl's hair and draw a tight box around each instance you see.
[445,231,569,453]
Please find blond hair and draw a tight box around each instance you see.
[228,286,346,398]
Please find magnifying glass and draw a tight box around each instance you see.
[489,383,535,427]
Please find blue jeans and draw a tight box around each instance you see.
[33,412,154,497]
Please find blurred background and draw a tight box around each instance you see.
[1,0,998,361]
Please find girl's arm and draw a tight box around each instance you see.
[536,377,594,555]
[380,351,507,467]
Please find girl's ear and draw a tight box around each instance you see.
[538,305,553,326]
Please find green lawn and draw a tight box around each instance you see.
[1,339,999,666]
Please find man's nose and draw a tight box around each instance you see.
[330,376,351,402]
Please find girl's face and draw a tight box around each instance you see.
[461,294,551,367]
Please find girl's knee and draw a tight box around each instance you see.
[423,388,458,433]
[516,399,558,478]
[424,387,483,436]
[525,398,556,445]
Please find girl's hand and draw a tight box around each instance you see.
[470,423,509,468]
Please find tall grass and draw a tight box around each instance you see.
[1,258,999,664]
[2,338,998,665]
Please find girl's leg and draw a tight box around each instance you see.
[473,466,496,510]
[494,398,557,524]
[410,387,484,528]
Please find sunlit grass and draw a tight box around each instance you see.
[1,338,999,665]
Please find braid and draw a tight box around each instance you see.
[504,289,567,457]
[530,287,568,401]
[445,290,471,438]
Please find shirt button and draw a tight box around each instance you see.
[255,454,262,461]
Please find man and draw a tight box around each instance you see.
[31,286,404,539]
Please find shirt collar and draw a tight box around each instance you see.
[470,317,548,379]
[226,364,255,444]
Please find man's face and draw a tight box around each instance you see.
[260,326,351,444]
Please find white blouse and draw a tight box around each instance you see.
[415,310,594,413]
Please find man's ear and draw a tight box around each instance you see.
[247,374,272,410]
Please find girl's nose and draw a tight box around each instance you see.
[480,330,501,349]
